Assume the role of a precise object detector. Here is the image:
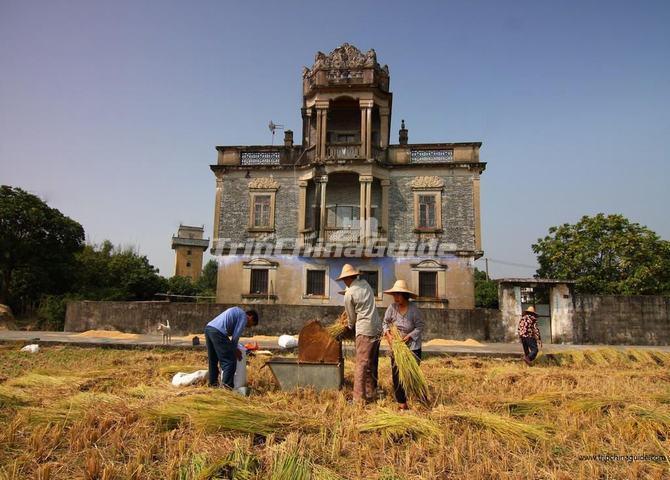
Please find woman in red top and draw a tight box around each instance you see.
[517,306,542,365]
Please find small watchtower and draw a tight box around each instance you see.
[171,225,209,280]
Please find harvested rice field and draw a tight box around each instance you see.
[1,344,670,479]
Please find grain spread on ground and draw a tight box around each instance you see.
[423,338,485,347]
[74,330,140,340]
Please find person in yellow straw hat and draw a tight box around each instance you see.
[382,279,425,410]
[337,263,382,403]
[517,305,542,365]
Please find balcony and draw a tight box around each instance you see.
[326,143,361,160]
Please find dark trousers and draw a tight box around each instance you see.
[205,326,236,388]
[370,338,380,391]
[391,348,422,404]
[521,337,539,361]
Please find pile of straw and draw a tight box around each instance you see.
[439,408,551,442]
[628,405,670,432]
[389,325,429,403]
[359,409,441,442]
[326,311,355,341]
[148,390,313,436]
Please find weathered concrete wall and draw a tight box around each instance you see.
[574,295,670,345]
[64,301,503,341]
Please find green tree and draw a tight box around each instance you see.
[532,213,670,295]
[73,241,166,301]
[0,186,84,309]
[195,259,218,296]
[474,268,499,308]
[165,275,199,298]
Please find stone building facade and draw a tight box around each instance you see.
[211,44,486,309]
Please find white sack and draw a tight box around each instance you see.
[20,344,39,353]
[278,335,298,349]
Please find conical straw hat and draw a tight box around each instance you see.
[336,263,360,281]
[383,279,417,298]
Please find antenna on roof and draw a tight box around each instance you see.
[269,120,284,145]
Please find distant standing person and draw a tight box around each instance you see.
[205,307,259,388]
[382,280,424,410]
[518,306,542,365]
[338,264,382,403]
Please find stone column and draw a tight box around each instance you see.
[473,177,482,251]
[360,107,366,160]
[359,175,373,244]
[358,175,367,243]
[318,175,328,242]
[380,179,390,239]
[213,176,224,249]
[298,180,308,246]
[314,110,322,158]
[303,108,312,147]
[316,100,329,160]
[366,107,373,158]
[379,107,390,149]
[365,178,372,240]
[359,100,374,159]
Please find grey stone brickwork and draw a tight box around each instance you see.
[218,171,476,252]
[218,175,299,248]
[388,173,475,250]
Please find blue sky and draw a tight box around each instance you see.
[1,0,669,278]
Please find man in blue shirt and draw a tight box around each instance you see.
[205,307,259,388]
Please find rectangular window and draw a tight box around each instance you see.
[250,269,269,295]
[360,270,379,296]
[306,269,326,296]
[327,205,360,228]
[419,271,437,298]
[253,195,271,228]
[418,195,436,228]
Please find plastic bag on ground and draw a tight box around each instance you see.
[171,369,208,387]
[278,335,298,349]
[20,344,39,353]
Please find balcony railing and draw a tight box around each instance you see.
[324,228,360,243]
[326,143,361,159]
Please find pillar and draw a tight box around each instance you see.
[298,180,308,246]
[213,176,224,248]
[380,179,390,239]
[318,175,328,242]
[365,179,372,240]
[359,175,373,244]
[379,106,390,149]
[473,177,482,251]
[359,100,374,159]
[316,100,329,160]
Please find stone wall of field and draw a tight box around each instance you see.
[64,301,504,341]
[64,295,670,345]
[574,295,670,345]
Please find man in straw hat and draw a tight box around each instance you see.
[517,305,542,365]
[383,279,424,410]
[337,263,382,403]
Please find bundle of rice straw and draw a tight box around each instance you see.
[437,407,551,442]
[389,325,429,404]
[359,409,441,442]
[326,311,355,341]
[147,390,312,436]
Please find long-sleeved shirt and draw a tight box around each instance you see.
[517,314,541,341]
[344,278,381,337]
[206,306,247,344]
[382,302,424,351]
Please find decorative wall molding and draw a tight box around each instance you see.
[248,177,280,190]
[410,176,444,189]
